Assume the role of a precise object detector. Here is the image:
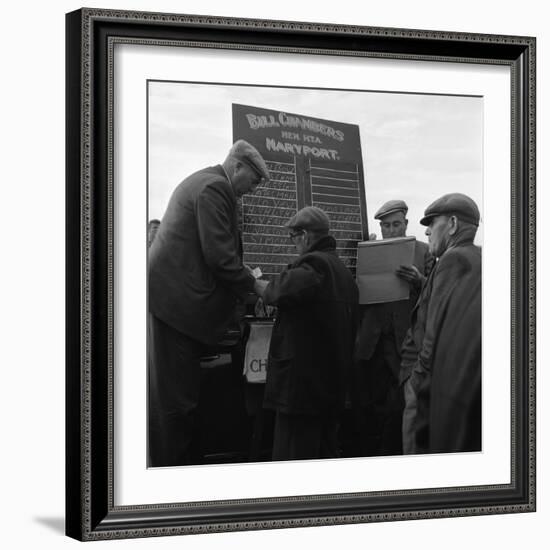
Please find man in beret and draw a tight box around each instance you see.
[353,199,433,456]
[401,193,481,454]
[148,140,269,466]
[254,206,359,461]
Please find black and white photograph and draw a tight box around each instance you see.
[146,81,483,468]
[60,3,537,543]
[3,0,547,547]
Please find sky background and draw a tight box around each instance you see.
[148,81,483,243]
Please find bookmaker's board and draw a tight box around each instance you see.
[233,103,368,279]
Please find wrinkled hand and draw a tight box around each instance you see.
[254,278,269,297]
[368,233,377,241]
[395,265,422,288]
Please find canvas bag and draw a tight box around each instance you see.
[243,321,273,383]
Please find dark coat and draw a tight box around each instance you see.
[355,240,433,369]
[401,243,482,453]
[262,236,359,416]
[148,165,255,346]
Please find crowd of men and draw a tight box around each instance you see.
[148,139,482,467]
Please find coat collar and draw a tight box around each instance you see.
[303,235,337,255]
[212,164,237,204]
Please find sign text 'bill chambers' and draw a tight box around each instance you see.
[232,104,362,164]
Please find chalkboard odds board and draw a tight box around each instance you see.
[233,103,368,278]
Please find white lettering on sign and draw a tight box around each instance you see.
[281,131,300,140]
[266,137,340,161]
[245,111,345,142]
[246,113,281,129]
[278,112,345,142]
[303,134,322,143]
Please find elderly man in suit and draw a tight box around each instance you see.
[401,193,481,454]
[148,140,269,467]
[353,200,433,456]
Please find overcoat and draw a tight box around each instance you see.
[148,165,255,345]
[401,242,482,453]
[263,236,359,416]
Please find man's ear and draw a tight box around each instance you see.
[448,215,459,236]
[231,160,243,175]
[405,218,409,227]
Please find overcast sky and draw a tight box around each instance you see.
[148,81,482,243]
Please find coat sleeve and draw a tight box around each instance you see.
[405,253,463,450]
[408,254,464,392]
[423,247,435,277]
[195,182,255,298]
[415,246,435,288]
[263,259,324,308]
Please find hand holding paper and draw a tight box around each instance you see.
[396,264,422,288]
[245,264,263,279]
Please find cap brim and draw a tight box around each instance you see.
[239,157,269,181]
[420,212,479,226]
[283,218,297,229]
[374,207,407,220]
[419,213,437,226]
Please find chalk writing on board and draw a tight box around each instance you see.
[234,104,368,279]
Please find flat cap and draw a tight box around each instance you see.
[374,199,408,220]
[420,193,480,226]
[284,206,330,233]
[229,139,270,182]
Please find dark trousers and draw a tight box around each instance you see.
[353,332,404,456]
[272,411,339,461]
[148,314,206,467]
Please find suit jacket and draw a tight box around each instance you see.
[355,240,433,373]
[401,243,481,453]
[262,236,359,416]
[148,165,255,346]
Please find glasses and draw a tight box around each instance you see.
[288,230,304,242]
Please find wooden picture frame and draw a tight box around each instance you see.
[66,7,536,541]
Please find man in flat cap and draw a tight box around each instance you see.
[254,206,359,461]
[401,193,481,454]
[353,199,433,456]
[148,140,269,466]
